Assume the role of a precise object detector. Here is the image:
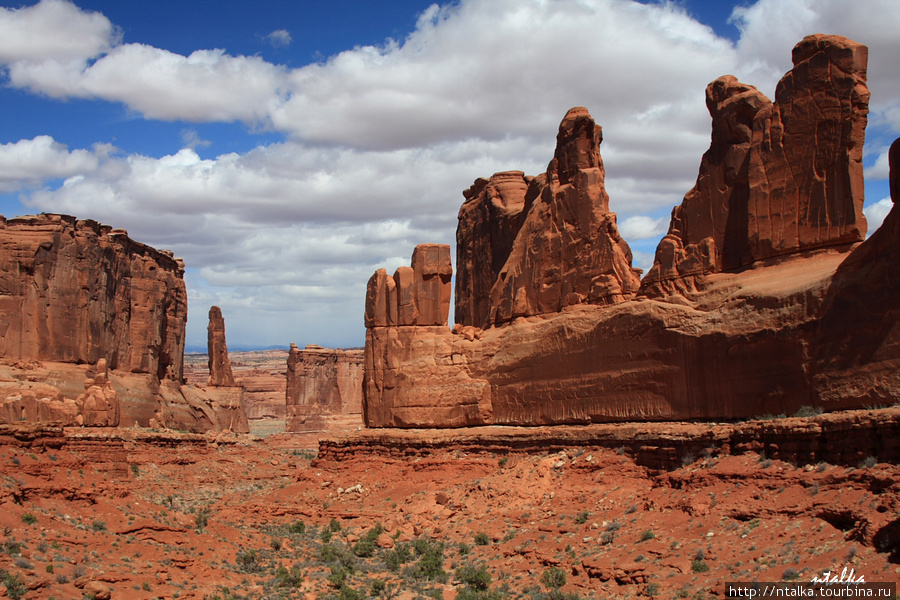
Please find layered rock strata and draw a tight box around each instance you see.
[363,36,900,428]
[641,35,869,296]
[320,407,900,471]
[285,344,364,434]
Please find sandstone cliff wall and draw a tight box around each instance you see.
[363,35,900,428]
[286,344,364,434]
[0,214,186,380]
[183,350,288,421]
[0,214,249,433]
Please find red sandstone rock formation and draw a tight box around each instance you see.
[365,244,452,328]
[238,369,287,420]
[642,35,869,296]
[76,359,120,427]
[362,38,900,428]
[0,214,187,380]
[183,350,288,422]
[455,171,528,328]
[0,375,78,425]
[0,214,248,433]
[365,243,493,427]
[207,306,235,387]
[808,136,900,403]
[285,343,364,434]
[484,108,641,325]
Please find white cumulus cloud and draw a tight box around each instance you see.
[2,0,899,347]
[863,197,894,235]
[0,0,117,63]
[0,136,99,192]
[617,215,670,241]
[264,29,292,48]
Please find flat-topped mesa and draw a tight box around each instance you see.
[484,107,641,325]
[0,213,186,380]
[641,34,869,297]
[207,306,236,387]
[285,342,364,434]
[364,243,452,329]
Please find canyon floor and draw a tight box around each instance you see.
[0,410,898,600]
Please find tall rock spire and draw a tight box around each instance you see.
[207,305,236,387]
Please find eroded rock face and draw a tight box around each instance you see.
[486,108,641,324]
[76,359,120,427]
[808,136,900,403]
[364,244,452,329]
[0,379,78,426]
[364,108,642,427]
[642,35,869,296]
[207,306,236,387]
[285,343,364,434]
[364,243,481,427]
[0,214,186,380]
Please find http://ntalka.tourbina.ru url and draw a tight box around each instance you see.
[726,568,895,599]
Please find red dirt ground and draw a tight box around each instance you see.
[0,417,897,600]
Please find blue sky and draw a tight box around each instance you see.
[0,0,898,351]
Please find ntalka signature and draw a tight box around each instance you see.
[810,567,865,584]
